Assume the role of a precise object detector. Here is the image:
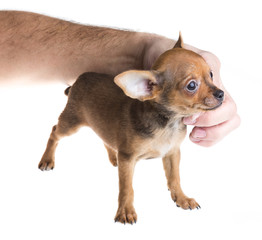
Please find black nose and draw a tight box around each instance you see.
[213,89,224,102]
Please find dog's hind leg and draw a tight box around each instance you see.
[38,108,82,171]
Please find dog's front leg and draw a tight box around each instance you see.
[114,153,137,224]
[162,148,200,210]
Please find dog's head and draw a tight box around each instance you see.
[114,33,224,116]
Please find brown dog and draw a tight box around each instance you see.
[38,34,224,224]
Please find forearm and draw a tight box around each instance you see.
[0,11,174,84]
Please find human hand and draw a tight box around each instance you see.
[183,51,241,147]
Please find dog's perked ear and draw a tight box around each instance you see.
[114,70,162,101]
[173,32,184,48]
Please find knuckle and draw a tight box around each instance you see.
[230,98,238,113]
[234,114,241,128]
[227,98,238,118]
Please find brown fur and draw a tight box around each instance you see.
[38,34,224,224]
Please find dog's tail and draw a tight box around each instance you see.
[64,86,71,96]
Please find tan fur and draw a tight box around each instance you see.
[38,34,224,224]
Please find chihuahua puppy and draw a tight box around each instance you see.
[38,34,224,224]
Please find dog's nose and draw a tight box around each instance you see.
[213,89,224,102]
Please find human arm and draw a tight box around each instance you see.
[0,11,151,84]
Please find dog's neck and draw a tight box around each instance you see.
[129,100,183,138]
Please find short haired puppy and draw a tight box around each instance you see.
[39,34,224,224]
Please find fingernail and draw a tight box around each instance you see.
[193,129,206,138]
[183,113,201,125]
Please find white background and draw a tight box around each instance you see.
[0,0,261,239]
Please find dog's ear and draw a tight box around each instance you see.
[114,70,162,101]
[173,32,184,48]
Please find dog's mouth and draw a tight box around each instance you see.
[173,101,223,115]
[204,102,223,111]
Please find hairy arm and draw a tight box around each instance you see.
[0,11,174,84]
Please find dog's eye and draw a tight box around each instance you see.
[186,80,198,92]
[210,71,213,80]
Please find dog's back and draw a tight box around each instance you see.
[63,72,133,148]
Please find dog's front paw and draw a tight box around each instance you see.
[173,195,200,210]
[114,205,137,224]
[38,158,55,171]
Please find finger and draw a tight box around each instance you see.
[189,114,241,147]
[184,91,237,127]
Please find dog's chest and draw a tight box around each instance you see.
[140,120,186,159]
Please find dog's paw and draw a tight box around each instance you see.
[174,196,200,210]
[114,206,137,224]
[38,159,55,171]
